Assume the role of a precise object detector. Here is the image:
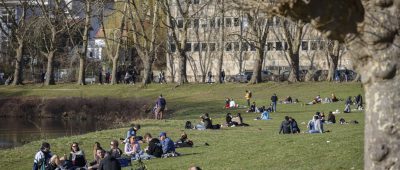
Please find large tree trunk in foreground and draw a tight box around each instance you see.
[232,0,400,169]
[12,41,24,85]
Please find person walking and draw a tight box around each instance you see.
[155,94,167,120]
[271,93,278,112]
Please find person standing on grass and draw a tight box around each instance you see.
[155,94,167,120]
[221,69,225,82]
[271,93,278,112]
[245,90,252,107]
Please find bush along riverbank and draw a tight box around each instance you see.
[0,97,153,122]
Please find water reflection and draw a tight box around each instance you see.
[0,117,110,149]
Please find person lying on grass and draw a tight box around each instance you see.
[175,132,194,148]
[232,113,249,126]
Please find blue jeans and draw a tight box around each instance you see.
[272,102,277,112]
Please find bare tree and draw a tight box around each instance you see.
[99,1,128,85]
[232,0,400,169]
[127,0,161,85]
[0,0,33,85]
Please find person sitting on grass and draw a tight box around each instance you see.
[33,142,53,170]
[258,107,271,120]
[88,148,106,170]
[69,142,87,168]
[331,93,339,102]
[283,96,293,104]
[195,113,213,130]
[308,115,324,133]
[225,113,238,127]
[125,135,148,160]
[175,132,194,148]
[247,102,256,112]
[98,152,121,170]
[327,111,336,124]
[143,133,163,158]
[224,97,230,109]
[109,140,123,158]
[229,98,237,108]
[307,95,322,105]
[159,132,180,158]
[289,117,300,133]
[123,124,142,144]
[232,113,249,126]
[279,116,292,134]
[48,154,67,170]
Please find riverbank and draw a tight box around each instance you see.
[0,82,364,169]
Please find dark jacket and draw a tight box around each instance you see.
[203,117,213,129]
[147,138,163,158]
[98,155,121,170]
[271,95,278,102]
[279,120,292,134]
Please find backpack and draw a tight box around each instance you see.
[185,121,192,129]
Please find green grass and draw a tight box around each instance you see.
[0,82,364,169]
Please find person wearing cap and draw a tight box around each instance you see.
[123,124,142,144]
[159,132,175,154]
[33,142,53,170]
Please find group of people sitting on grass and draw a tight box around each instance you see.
[225,113,250,127]
[225,97,238,108]
[278,116,301,134]
[344,94,363,113]
[32,124,193,170]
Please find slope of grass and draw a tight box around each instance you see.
[0,82,364,169]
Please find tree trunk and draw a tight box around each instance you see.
[178,51,188,85]
[77,57,86,85]
[288,53,300,82]
[249,48,264,84]
[142,56,152,84]
[77,0,91,85]
[12,41,24,85]
[327,40,340,81]
[111,57,118,84]
[216,0,225,84]
[45,51,55,85]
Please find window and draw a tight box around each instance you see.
[201,43,207,51]
[242,42,249,51]
[194,43,200,51]
[301,41,308,51]
[284,42,288,50]
[234,18,240,27]
[201,19,207,28]
[185,43,192,51]
[177,19,183,28]
[276,42,283,51]
[193,19,199,28]
[267,42,273,51]
[319,41,325,50]
[225,42,232,51]
[233,42,240,51]
[209,43,216,51]
[250,42,256,51]
[209,19,215,28]
[225,18,232,27]
[311,41,318,50]
[170,44,176,52]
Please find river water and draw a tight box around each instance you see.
[0,118,110,149]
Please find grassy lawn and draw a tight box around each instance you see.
[0,82,364,169]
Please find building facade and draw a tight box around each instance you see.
[166,0,351,82]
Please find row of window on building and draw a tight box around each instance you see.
[169,40,326,53]
[173,16,283,29]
